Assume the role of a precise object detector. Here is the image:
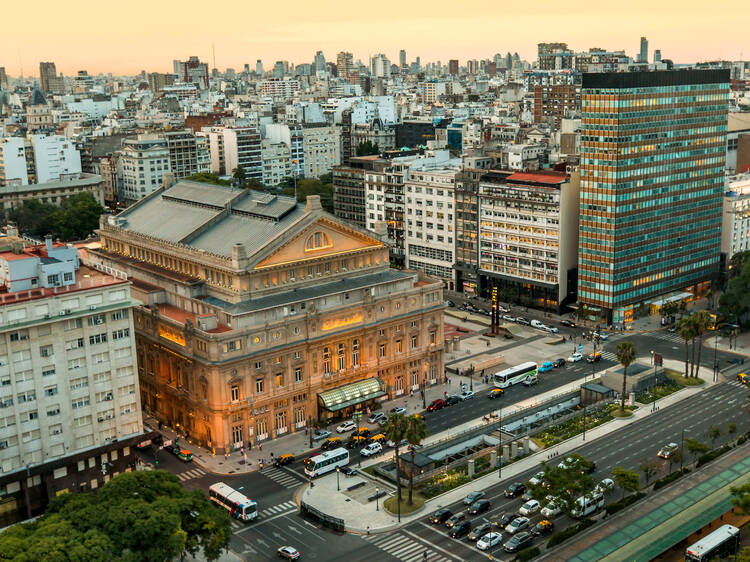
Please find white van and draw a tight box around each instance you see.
[570,492,605,518]
[531,319,545,329]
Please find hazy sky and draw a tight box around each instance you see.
[2,0,748,76]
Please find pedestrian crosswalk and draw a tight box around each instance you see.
[727,379,749,388]
[600,351,617,362]
[657,332,686,344]
[176,467,206,482]
[260,466,304,488]
[258,500,297,519]
[362,532,451,562]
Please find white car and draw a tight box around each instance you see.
[596,478,615,494]
[541,499,563,518]
[505,516,530,535]
[594,332,609,341]
[545,325,559,334]
[502,314,516,322]
[386,438,408,448]
[390,407,406,415]
[528,471,546,486]
[531,319,545,329]
[336,421,356,433]
[567,352,583,363]
[498,306,510,313]
[460,391,475,400]
[368,412,386,424]
[519,500,540,516]
[360,442,383,457]
[476,532,503,551]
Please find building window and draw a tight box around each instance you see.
[305,231,333,251]
[337,343,345,370]
[322,347,330,373]
[295,368,302,383]
[255,378,264,394]
[411,335,418,349]
[430,331,436,344]
[396,339,403,353]
[379,344,386,358]
[230,384,239,402]
[255,361,262,370]
[276,373,284,388]
[231,425,243,446]
[352,339,359,366]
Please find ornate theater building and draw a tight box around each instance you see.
[93,179,444,453]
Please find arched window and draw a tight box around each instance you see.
[305,231,333,252]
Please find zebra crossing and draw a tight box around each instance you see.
[176,467,206,482]
[727,379,749,389]
[600,351,617,362]
[657,332,686,344]
[362,532,451,562]
[258,500,297,519]
[260,466,304,488]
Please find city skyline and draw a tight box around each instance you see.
[1,0,748,76]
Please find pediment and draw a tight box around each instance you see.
[253,218,383,270]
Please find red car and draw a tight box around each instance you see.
[427,399,446,412]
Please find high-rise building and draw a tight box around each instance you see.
[399,50,407,69]
[533,84,581,128]
[118,136,171,204]
[654,49,662,63]
[369,54,391,78]
[0,239,143,522]
[313,51,326,74]
[332,156,380,228]
[638,37,649,63]
[221,127,262,182]
[537,43,573,70]
[95,181,444,453]
[303,125,342,178]
[337,52,355,84]
[148,72,175,92]
[578,69,730,325]
[0,67,8,89]
[260,139,291,187]
[39,62,64,95]
[163,130,210,179]
[256,60,264,75]
[448,59,459,76]
[173,56,209,90]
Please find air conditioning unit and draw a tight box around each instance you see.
[90,305,97,310]
[44,314,51,319]
[59,311,66,316]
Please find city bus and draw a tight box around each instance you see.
[685,524,741,561]
[493,362,538,389]
[304,447,350,478]
[208,482,258,522]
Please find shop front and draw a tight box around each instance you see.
[317,378,387,421]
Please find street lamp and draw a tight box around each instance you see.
[375,487,380,511]
[497,406,503,480]
[336,467,340,491]
[713,331,719,383]
[651,350,656,412]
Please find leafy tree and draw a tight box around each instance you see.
[355,141,379,156]
[677,317,695,379]
[0,470,231,561]
[660,301,679,321]
[611,467,640,500]
[280,178,333,213]
[8,194,104,242]
[729,422,737,435]
[232,165,247,187]
[729,250,750,279]
[684,438,710,465]
[528,454,595,518]
[185,172,232,186]
[731,481,750,514]
[499,286,515,305]
[615,341,636,413]
[705,425,721,448]
[667,449,683,474]
[639,459,661,485]
[383,413,408,506]
[404,414,429,505]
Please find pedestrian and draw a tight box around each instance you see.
[259,442,262,451]
[367,526,370,535]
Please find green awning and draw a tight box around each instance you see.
[318,378,386,412]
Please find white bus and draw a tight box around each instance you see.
[208,482,258,522]
[304,447,350,478]
[685,524,741,561]
[494,362,538,389]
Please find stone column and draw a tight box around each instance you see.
[523,437,530,455]
[490,449,498,469]
[453,336,460,350]
[503,445,510,463]
[511,441,518,458]
[468,458,475,478]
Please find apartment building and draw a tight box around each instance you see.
[223,127,262,182]
[332,156,382,229]
[173,56,209,90]
[578,69,729,325]
[260,139,291,187]
[93,179,444,453]
[265,124,305,178]
[0,239,143,524]
[303,125,341,178]
[0,135,82,187]
[0,173,104,211]
[258,79,300,100]
[533,84,581,128]
[721,173,750,261]
[163,130,210,179]
[351,119,395,152]
[118,136,171,204]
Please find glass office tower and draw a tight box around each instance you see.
[578,69,730,326]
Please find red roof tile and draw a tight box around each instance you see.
[506,171,568,185]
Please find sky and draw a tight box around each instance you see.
[2,0,748,77]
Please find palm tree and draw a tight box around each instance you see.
[616,341,637,413]
[383,413,408,505]
[692,310,711,378]
[677,317,694,379]
[404,414,429,505]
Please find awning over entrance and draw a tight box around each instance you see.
[317,378,386,412]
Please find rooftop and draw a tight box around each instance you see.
[155,303,231,333]
[506,171,568,185]
[0,173,102,193]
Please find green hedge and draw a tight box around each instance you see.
[517,546,541,561]
[605,492,647,515]
[696,444,733,467]
[547,518,595,548]
[653,468,691,491]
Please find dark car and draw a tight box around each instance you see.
[583,461,597,474]
[445,512,467,528]
[560,319,577,328]
[503,531,534,553]
[274,453,295,467]
[532,519,554,536]
[449,520,472,538]
[429,508,453,524]
[495,512,520,529]
[504,482,526,498]
[553,358,566,368]
[468,499,491,515]
[445,395,462,406]
[427,399,446,412]
[467,522,493,542]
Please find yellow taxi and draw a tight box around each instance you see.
[487,388,504,400]
[369,433,387,444]
[321,436,342,451]
[737,373,749,385]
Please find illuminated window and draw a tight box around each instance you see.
[305,231,333,251]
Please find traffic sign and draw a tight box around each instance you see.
[577,344,584,353]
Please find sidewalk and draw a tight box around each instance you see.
[300,359,718,533]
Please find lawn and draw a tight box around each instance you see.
[665,368,704,386]
[384,492,425,515]
[635,380,682,403]
[535,407,614,447]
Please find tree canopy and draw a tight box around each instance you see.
[185,172,231,187]
[0,470,231,562]
[731,481,750,514]
[6,194,104,242]
[528,454,596,517]
[280,177,334,213]
[355,141,379,156]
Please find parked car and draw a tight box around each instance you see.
[277,546,301,560]
[427,399,446,411]
[504,482,526,498]
[519,500,540,516]
[360,442,383,457]
[567,352,583,363]
[463,490,486,505]
[476,532,503,551]
[532,519,554,536]
[596,478,615,494]
[468,499,492,515]
[429,508,453,524]
[541,499,563,518]
[446,394,462,406]
[488,388,504,399]
[515,317,530,326]
[560,319,577,328]
[495,512,520,529]
[502,314,516,322]
[545,325,559,334]
[449,520,472,538]
[538,361,554,373]
[505,516,530,535]
[445,512,467,528]
[528,471,546,486]
[368,412,386,424]
[522,375,538,387]
[586,351,602,363]
[531,319,545,329]
[390,407,406,415]
[498,305,510,313]
[460,390,475,401]
[503,531,534,553]
[386,438,408,448]
[311,429,332,441]
[553,358,566,368]
[336,421,356,433]
[468,523,493,542]
[657,442,680,459]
